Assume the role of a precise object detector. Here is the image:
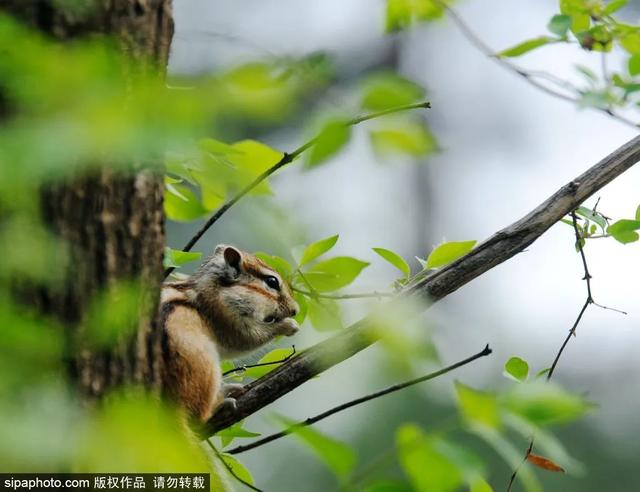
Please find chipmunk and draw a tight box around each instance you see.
[160,244,299,424]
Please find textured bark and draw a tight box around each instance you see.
[2,0,173,397]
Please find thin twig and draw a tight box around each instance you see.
[206,439,264,492]
[507,210,626,491]
[292,287,393,300]
[222,346,297,377]
[164,101,431,278]
[439,2,639,129]
[226,344,492,454]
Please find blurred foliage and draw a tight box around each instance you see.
[1,0,636,490]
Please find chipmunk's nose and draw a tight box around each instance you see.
[289,301,299,318]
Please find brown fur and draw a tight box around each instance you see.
[161,245,299,423]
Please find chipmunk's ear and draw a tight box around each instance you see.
[223,246,242,272]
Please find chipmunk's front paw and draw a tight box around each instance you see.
[219,397,238,412]
[222,382,245,399]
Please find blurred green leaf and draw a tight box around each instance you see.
[373,247,411,278]
[455,382,501,430]
[361,73,425,110]
[163,248,202,269]
[501,381,593,426]
[308,298,343,331]
[504,357,529,382]
[607,219,640,243]
[300,234,339,266]
[220,453,255,485]
[227,139,283,194]
[628,54,640,76]
[243,348,297,379]
[275,415,356,479]
[293,290,308,324]
[560,0,590,33]
[548,15,572,37]
[636,204,640,220]
[254,253,294,279]
[575,206,607,230]
[370,119,437,157]
[426,240,476,269]
[216,422,261,448]
[164,185,208,222]
[74,395,210,471]
[499,37,553,57]
[471,478,493,492]
[83,281,143,349]
[307,119,351,167]
[363,481,414,492]
[307,257,370,292]
[604,0,627,14]
[470,425,541,492]
[396,424,463,492]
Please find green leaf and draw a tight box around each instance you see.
[575,206,607,230]
[163,248,202,269]
[164,184,208,222]
[373,247,411,278]
[307,120,351,167]
[454,382,501,430]
[502,381,593,426]
[361,73,425,110]
[254,253,293,279]
[560,0,591,33]
[607,219,640,244]
[426,240,476,269]
[216,422,261,448]
[547,15,572,37]
[307,256,370,292]
[604,0,627,14]
[385,0,413,32]
[369,120,437,157]
[300,234,339,266]
[471,478,493,492]
[220,454,255,485]
[499,37,552,57]
[307,298,342,331]
[504,357,529,382]
[635,204,640,221]
[396,424,463,492]
[228,139,283,194]
[363,481,414,492]
[293,291,308,325]
[274,415,356,478]
[243,348,297,379]
[628,54,640,76]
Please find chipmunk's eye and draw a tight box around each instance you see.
[264,275,280,291]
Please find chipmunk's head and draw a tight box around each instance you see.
[195,245,299,356]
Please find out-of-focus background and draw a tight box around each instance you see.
[168,0,639,490]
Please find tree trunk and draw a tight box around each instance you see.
[1,0,173,399]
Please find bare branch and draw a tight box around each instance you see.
[226,344,491,454]
[200,135,640,439]
[164,101,431,278]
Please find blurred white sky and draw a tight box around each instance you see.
[170,0,640,480]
